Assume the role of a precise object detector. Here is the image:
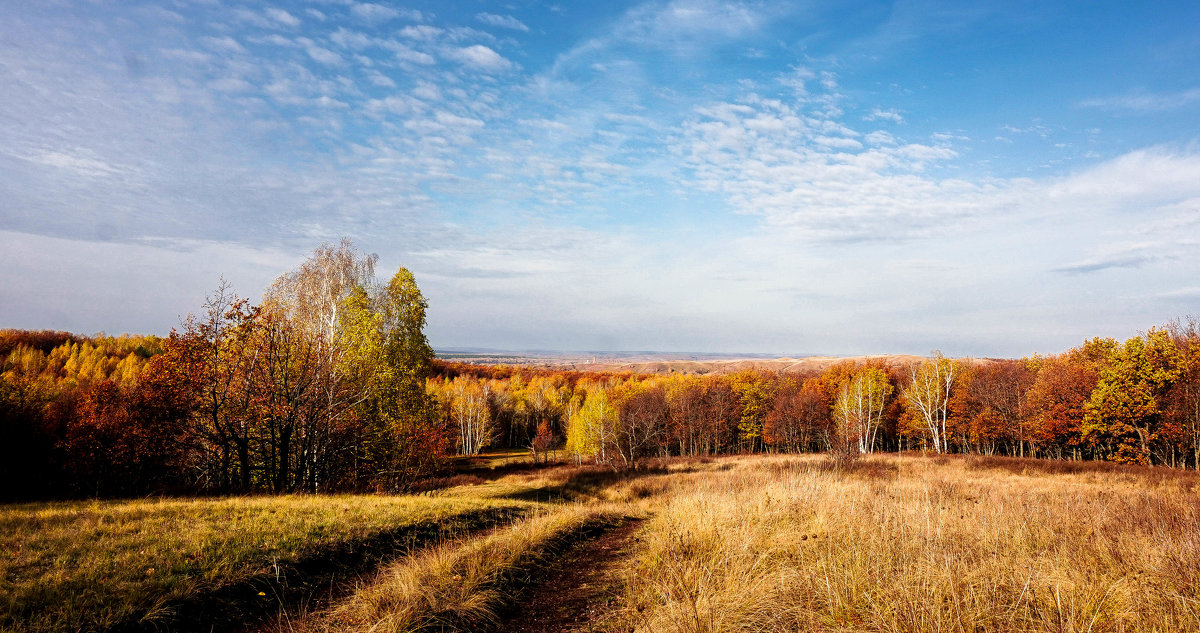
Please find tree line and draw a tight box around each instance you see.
[430,324,1200,471]
[2,239,1199,500]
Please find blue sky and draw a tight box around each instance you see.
[1,0,1198,357]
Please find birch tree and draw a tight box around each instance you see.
[261,240,378,490]
[903,352,956,453]
[450,376,492,455]
[833,368,892,455]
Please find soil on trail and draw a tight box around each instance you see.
[496,518,643,633]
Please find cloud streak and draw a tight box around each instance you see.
[477,13,530,32]
[1079,88,1200,113]
[1052,254,1158,275]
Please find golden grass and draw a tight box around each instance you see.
[0,494,532,632]
[7,454,1198,633]
[308,505,628,632]
[606,454,1200,633]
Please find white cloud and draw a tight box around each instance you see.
[1079,88,1200,112]
[6,0,1200,356]
[255,33,297,48]
[313,95,349,109]
[399,25,443,41]
[445,45,512,72]
[350,3,399,22]
[412,81,442,102]
[620,0,763,45]
[366,70,396,88]
[401,111,485,146]
[265,8,301,28]
[350,3,424,23]
[1000,122,1051,138]
[813,135,863,150]
[864,107,903,123]
[200,36,246,54]
[676,94,1002,240]
[364,95,418,117]
[435,110,485,130]
[0,231,298,334]
[23,149,123,178]
[1048,148,1200,204]
[329,27,372,49]
[231,8,273,28]
[864,130,896,145]
[305,44,344,66]
[386,41,436,65]
[476,12,530,32]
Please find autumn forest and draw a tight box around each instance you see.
[2,239,1198,502]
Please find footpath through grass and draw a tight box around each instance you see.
[9,452,1199,633]
[1,493,534,632]
[308,506,630,633]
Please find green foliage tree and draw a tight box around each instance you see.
[728,371,775,452]
[1083,329,1181,464]
[565,381,618,465]
[357,267,445,488]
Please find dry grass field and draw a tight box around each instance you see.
[607,454,1200,633]
[3,453,1199,632]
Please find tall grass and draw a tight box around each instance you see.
[610,454,1200,633]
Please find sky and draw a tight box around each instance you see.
[1,0,1199,358]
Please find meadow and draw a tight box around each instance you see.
[3,452,1199,632]
[0,490,533,632]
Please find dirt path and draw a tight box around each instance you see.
[494,518,643,633]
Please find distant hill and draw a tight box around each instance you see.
[546,355,934,375]
[436,349,993,375]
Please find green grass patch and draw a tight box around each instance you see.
[1,494,533,632]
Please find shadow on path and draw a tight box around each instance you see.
[494,518,643,633]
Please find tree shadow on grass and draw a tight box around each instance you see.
[108,506,529,633]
